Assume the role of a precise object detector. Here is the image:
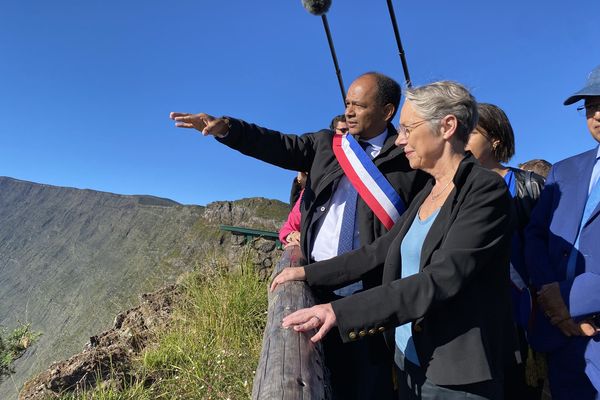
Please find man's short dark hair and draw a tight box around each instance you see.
[476,103,515,163]
[330,114,346,130]
[360,72,402,120]
[519,159,552,178]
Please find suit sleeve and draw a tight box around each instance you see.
[304,213,408,288]
[524,166,559,287]
[332,177,512,343]
[569,272,600,318]
[217,118,318,173]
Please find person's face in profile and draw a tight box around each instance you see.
[465,126,498,165]
[584,96,600,143]
[335,121,349,135]
[395,123,408,147]
[345,75,392,139]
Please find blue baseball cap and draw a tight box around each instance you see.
[564,65,600,105]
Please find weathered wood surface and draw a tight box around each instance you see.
[252,245,331,400]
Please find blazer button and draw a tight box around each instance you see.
[378,327,385,333]
[368,329,376,335]
[320,206,326,212]
[349,332,357,340]
[413,324,422,333]
[359,330,367,337]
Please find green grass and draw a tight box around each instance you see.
[62,249,268,399]
[0,323,41,376]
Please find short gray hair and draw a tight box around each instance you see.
[405,81,478,144]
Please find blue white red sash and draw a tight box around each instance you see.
[332,133,405,230]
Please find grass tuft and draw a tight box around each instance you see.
[62,248,268,399]
[0,322,41,376]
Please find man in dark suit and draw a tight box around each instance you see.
[525,65,600,399]
[170,72,429,399]
[273,81,515,399]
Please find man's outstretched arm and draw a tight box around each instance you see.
[169,111,318,173]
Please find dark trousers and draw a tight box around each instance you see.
[547,337,597,400]
[323,326,395,400]
[503,326,543,399]
[394,350,503,400]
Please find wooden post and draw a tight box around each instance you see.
[252,245,331,400]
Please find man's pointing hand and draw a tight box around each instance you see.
[170,112,229,138]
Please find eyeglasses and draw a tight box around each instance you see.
[397,120,429,138]
[336,127,349,134]
[577,103,600,117]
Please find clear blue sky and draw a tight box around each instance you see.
[1,0,598,205]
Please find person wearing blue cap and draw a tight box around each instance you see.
[525,65,600,399]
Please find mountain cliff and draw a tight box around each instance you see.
[0,176,288,399]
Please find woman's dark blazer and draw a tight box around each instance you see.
[304,154,515,386]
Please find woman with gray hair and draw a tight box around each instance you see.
[272,81,514,399]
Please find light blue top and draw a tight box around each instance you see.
[395,207,440,367]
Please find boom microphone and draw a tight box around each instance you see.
[300,0,345,106]
[385,0,412,87]
[301,0,332,16]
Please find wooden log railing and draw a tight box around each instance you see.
[252,245,331,400]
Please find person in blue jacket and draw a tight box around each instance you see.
[525,65,600,399]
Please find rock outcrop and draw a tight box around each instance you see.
[20,285,181,399]
[0,176,289,399]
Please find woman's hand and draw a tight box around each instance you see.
[282,303,337,343]
[284,231,301,248]
[270,267,306,292]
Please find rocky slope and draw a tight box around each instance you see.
[20,284,182,399]
[0,176,288,399]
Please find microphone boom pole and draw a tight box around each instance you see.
[386,0,412,87]
[321,14,346,106]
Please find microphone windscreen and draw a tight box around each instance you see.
[301,0,332,16]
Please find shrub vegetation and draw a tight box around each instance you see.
[61,249,268,399]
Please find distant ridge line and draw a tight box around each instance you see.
[0,176,181,207]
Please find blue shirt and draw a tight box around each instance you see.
[503,169,516,197]
[395,207,440,367]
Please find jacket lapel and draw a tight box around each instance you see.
[418,155,475,271]
[585,198,600,229]
[418,191,455,271]
[583,148,600,228]
[558,148,598,242]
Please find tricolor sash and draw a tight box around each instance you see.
[332,133,405,230]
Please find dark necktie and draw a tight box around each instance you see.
[334,140,370,296]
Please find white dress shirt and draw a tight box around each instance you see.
[311,130,387,262]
